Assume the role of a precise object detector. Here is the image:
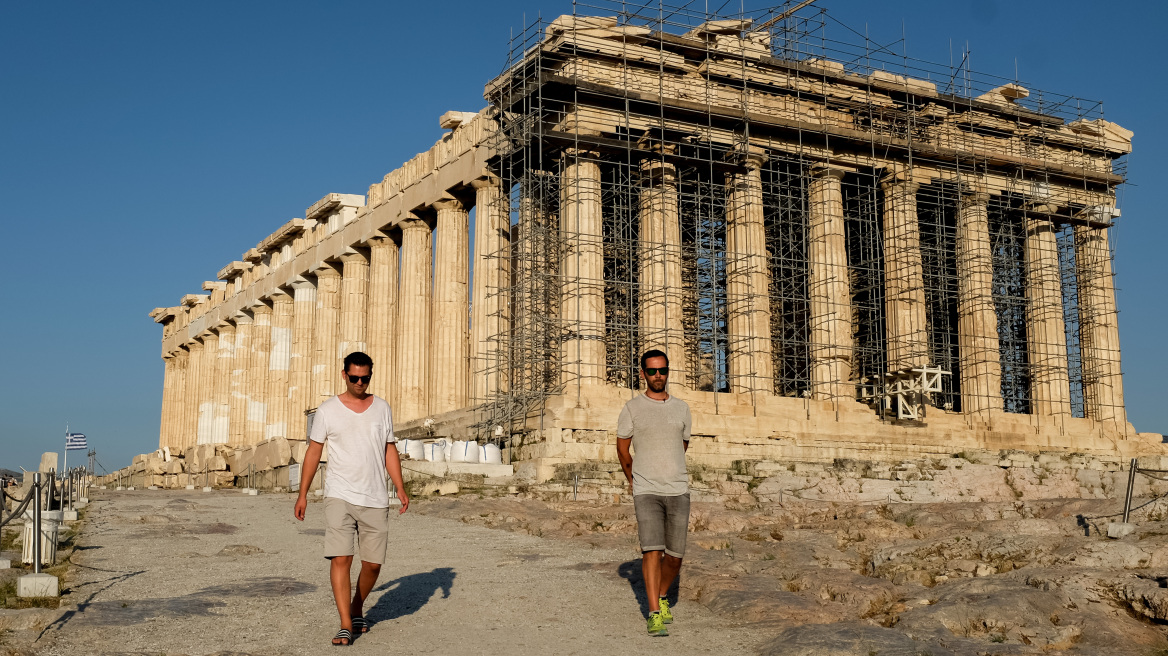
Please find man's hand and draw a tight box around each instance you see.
[397,493,410,515]
[294,494,307,521]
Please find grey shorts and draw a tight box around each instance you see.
[323,497,389,565]
[633,493,690,558]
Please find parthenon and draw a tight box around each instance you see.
[148,2,1163,476]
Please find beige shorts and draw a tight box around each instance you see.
[323,497,390,564]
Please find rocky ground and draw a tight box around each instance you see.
[415,493,1168,655]
[3,486,1168,655]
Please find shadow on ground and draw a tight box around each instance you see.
[617,559,680,618]
[367,567,456,624]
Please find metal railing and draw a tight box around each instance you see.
[1122,458,1168,524]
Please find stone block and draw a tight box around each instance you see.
[0,558,9,569]
[1107,522,1136,539]
[17,573,58,598]
[206,455,228,472]
[266,437,293,469]
[39,452,59,473]
[143,456,166,475]
[164,459,184,474]
[62,511,77,521]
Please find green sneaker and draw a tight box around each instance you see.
[646,611,669,636]
[658,597,673,624]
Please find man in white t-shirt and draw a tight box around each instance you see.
[294,351,409,647]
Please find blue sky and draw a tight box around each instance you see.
[2,1,1165,472]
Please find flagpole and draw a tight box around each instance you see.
[63,423,68,482]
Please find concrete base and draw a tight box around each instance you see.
[115,486,124,491]
[313,489,323,496]
[202,487,213,493]
[62,511,78,521]
[0,558,11,569]
[148,485,159,490]
[17,573,59,598]
[185,485,196,490]
[99,486,107,490]
[247,489,258,496]
[241,488,252,494]
[78,499,88,505]
[127,486,135,491]
[1107,522,1136,539]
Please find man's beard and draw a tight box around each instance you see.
[647,378,667,393]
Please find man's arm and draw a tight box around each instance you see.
[293,440,324,520]
[385,443,410,514]
[616,437,634,495]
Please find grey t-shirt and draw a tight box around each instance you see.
[616,394,691,496]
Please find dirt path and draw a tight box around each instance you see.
[26,490,764,655]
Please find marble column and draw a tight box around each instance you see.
[159,355,176,450]
[366,236,399,405]
[213,324,235,444]
[1075,222,1126,426]
[881,177,929,370]
[339,251,370,362]
[560,151,606,387]
[229,313,252,446]
[430,199,471,414]
[312,265,342,404]
[289,278,316,437]
[807,166,854,401]
[638,159,685,383]
[197,332,218,445]
[1025,215,1072,417]
[396,218,432,422]
[955,189,1003,414]
[247,304,272,445]
[470,176,510,401]
[726,150,774,394]
[172,348,189,451]
[267,290,293,439]
[185,340,204,449]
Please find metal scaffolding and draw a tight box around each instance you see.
[472,0,1128,438]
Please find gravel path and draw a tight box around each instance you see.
[33,490,762,655]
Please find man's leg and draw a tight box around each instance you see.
[329,556,355,641]
[659,493,690,609]
[351,561,382,620]
[641,550,664,612]
[350,504,390,625]
[658,553,683,600]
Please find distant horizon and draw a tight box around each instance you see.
[2,0,1165,472]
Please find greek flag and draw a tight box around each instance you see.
[66,433,87,451]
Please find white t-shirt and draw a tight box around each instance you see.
[308,395,396,508]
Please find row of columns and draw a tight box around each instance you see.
[552,149,1126,426]
[159,151,1127,449]
[158,177,509,450]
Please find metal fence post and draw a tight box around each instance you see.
[32,473,42,574]
[1122,457,1138,523]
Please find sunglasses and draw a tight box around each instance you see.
[347,374,371,384]
[643,367,669,376]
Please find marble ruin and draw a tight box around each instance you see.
[141,4,1163,487]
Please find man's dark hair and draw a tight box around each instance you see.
[640,349,669,370]
[343,351,374,371]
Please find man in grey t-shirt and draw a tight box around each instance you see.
[617,349,691,637]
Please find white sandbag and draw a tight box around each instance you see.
[443,441,453,462]
[481,443,503,465]
[424,441,446,462]
[449,440,480,464]
[405,440,425,461]
[395,439,408,455]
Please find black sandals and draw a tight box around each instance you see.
[332,628,353,647]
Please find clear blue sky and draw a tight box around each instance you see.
[2,1,1165,473]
